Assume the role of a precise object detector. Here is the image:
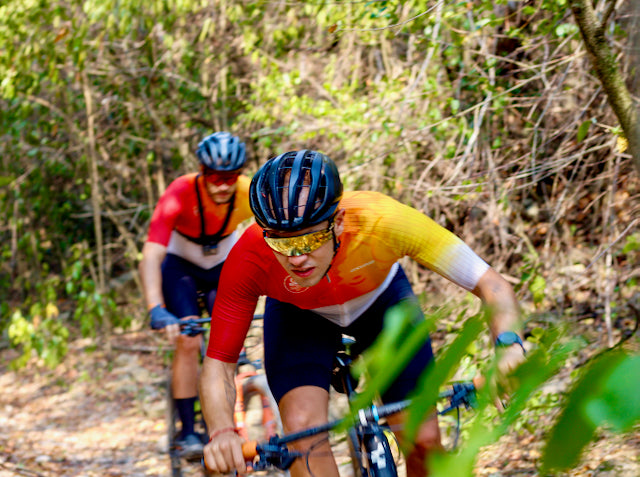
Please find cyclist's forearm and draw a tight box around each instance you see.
[472,267,521,339]
[139,242,167,308]
[200,356,237,436]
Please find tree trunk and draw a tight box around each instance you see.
[570,0,640,174]
[83,71,112,353]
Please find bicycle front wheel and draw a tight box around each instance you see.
[347,426,367,477]
[361,429,398,477]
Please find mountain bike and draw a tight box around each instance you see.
[167,315,282,477]
[240,335,477,477]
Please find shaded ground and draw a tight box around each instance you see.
[0,328,638,477]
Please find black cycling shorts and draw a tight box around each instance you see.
[263,266,434,404]
[161,253,223,318]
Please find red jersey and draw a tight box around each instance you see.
[146,173,253,268]
[206,191,489,362]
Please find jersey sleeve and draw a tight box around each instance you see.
[146,177,190,245]
[375,194,490,291]
[206,225,265,362]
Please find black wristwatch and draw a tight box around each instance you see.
[495,331,526,354]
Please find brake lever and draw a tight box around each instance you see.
[254,441,302,471]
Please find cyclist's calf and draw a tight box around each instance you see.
[279,387,340,477]
[172,330,203,399]
[390,413,442,477]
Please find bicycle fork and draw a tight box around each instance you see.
[351,407,399,477]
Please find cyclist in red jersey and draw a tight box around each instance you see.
[200,150,525,476]
[139,132,253,459]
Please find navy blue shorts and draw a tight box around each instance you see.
[161,253,223,318]
[263,266,434,403]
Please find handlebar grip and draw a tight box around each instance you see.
[242,441,258,460]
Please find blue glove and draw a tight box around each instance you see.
[149,305,180,330]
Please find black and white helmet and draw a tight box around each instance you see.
[196,132,246,171]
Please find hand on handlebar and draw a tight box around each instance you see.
[149,305,181,343]
[149,305,180,329]
[495,344,527,409]
[474,344,527,412]
[202,428,247,475]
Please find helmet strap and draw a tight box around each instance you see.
[332,225,341,253]
[322,216,341,282]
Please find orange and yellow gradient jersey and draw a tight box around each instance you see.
[146,173,253,268]
[206,191,489,362]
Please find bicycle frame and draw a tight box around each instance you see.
[334,338,399,477]
[235,348,279,441]
[242,399,412,472]
[241,336,476,476]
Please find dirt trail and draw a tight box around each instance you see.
[0,330,638,477]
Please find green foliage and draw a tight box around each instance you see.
[542,350,640,472]
[577,119,593,143]
[0,0,214,360]
[8,304,69,369]
[428,327,578,476]
[65,243,119,337]
[4,240,120,368]
[358,301,640,475]
[405,313,485,440]
[622,233,640,254]
[349,301,439,413]
[518,250,547,308]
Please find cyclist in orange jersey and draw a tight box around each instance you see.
[200,150,525,476]
[139,132,253,459]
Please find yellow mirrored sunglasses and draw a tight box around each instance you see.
[263,224,334,257]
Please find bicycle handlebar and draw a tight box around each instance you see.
[242,437,302,471]
[178,317,211,336]
[179,314,265,336]
[242,440,258,459]
[238,381,476,471]
[437,381,477,414]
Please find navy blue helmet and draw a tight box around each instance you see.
[250,150,343,231]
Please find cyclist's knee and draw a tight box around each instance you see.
[279,386,329,432]
[413,418,442,452]
[281,410,322,433]
[175,334,201,354]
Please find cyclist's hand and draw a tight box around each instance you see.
[149,305,179,330]
[493,345,526,411]
[497,344,526,389]
[473,345,526,412]
[202,429,247,475]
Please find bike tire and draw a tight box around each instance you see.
[348,427,366,477]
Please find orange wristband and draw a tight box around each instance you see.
[208,427,239,442]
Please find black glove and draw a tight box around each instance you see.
[149,305,180,330]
